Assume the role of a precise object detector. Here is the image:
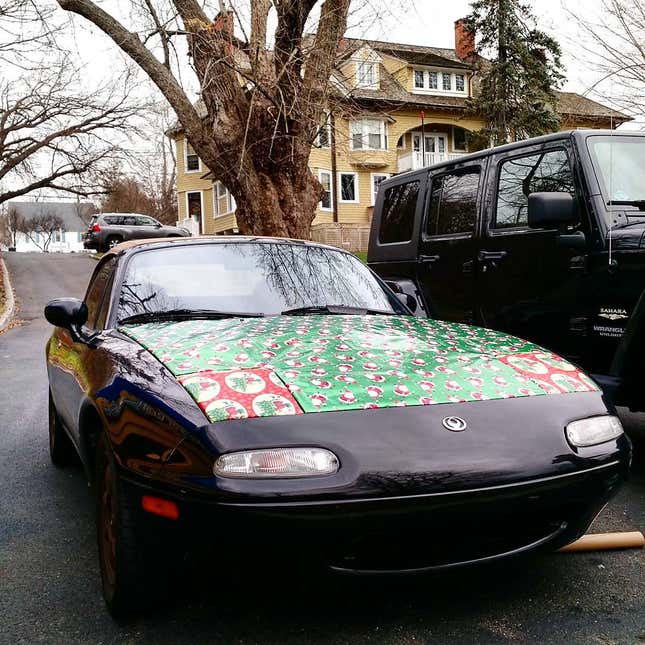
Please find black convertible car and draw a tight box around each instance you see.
[45,237,631,616]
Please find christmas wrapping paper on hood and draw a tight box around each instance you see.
[119,315,598,423]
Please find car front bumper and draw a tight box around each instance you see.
[121,456,628,574]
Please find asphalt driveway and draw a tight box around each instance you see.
[0,252,643,644]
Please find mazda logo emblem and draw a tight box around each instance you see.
[442,416,467,432]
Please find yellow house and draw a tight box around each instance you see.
[171,21,629,247]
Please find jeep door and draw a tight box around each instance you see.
[476,142,591,363]
[416,162,484,323]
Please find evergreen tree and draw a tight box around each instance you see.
[466,0,564,146]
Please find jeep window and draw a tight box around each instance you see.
[587,135,645,205]
[495,149,574,228]
[122,216,137,226]
[426,168,480,237]
[103,216,119,225]
[378,180,420,244]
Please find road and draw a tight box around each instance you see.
[0,252,643,645]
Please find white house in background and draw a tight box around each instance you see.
[8,201,96,253]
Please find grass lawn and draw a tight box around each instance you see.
[353,250,368,263]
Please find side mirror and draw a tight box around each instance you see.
[44,298,88,337]
[528,192,577,229]
[396,292,417,313]
[155,222,162,228]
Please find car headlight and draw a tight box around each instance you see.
[565,415,624,447]
[214,447,339,478]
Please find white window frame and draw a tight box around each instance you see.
[213,182,236,217]
[411,68,468,97]
[356,61,378,89]
[370,173,390,206]
[338,172,359,204]
[442,73,452,91]
[185,190,204,232]
[184,138,201,174]
[414,69,425,89]
[318,169,333,211]
[452,127,468,152]
[349,118,388,151]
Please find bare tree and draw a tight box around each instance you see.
[0,204,23,248]
[56,0,354,238]
[566,0,645,117]
[18,211,64,252]
[0,67,143,206]
[131,101,178,223]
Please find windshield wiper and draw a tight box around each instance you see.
[118,309,264,325]
[281,304,396,316]
[607,200,645,211]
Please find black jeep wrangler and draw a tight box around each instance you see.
[368,129,645,412]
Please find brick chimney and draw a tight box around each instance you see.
[213,10,234,35]
[213,10,234,55]
[454,18,475,61]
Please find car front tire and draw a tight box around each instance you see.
[48,391,77,467]
[96,433,160,618]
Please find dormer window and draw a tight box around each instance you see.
[356,61,378,89]
[412,69,468,96]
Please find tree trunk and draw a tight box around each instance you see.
[233,170,321,238]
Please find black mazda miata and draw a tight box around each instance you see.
[44,237,631,616]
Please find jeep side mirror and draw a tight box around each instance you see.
[528,192,577,229]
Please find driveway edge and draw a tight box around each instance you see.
[0,257,15,332]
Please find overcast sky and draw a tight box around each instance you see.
[62,0,639,126]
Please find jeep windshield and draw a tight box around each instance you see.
[587,135,645,213]
[117,242,405,320]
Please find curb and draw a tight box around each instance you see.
[0,257,15,332]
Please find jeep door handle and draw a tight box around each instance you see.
[418,254,440,264]
[478,250,508,262]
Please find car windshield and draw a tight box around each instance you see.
[587,136,645,207]
[117,242,400,320]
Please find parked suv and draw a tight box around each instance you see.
[368,129,645,412]
[83,213,190,251]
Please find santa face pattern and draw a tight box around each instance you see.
[119,315,598,423]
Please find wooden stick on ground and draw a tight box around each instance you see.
[559,531,645,553]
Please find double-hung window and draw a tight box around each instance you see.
[356,62,377,88]
[350,119,387,151]
[319,170,333,210]
[214,182,236,217]
[185,140,200,172]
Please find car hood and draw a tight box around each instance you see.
[119,315,597,423]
